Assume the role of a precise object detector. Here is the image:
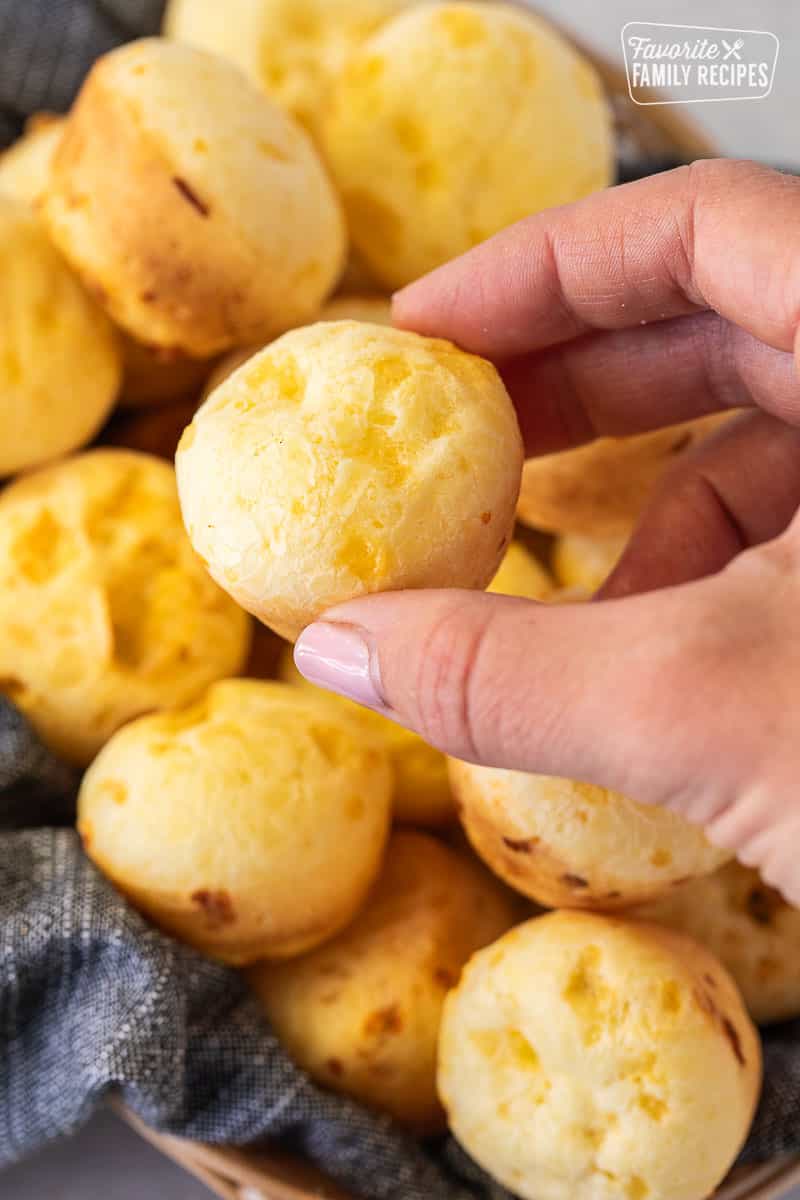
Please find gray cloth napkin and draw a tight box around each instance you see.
[0,2,796,1194]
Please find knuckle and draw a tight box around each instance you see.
[412,596,498,762]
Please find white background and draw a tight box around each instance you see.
[1,2,797,1198]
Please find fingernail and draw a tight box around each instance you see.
[294,622,387,712]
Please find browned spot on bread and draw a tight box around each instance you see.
[502,836,537,854]
[0,676,27,702]
[140,289,157,303]
[605,891,622,900]
[703,973,718,989]
[363,1005,403,1036]
[746,885,784,926]
[190,889,236,928]
[497,536,508,552]
[326,1057,344,1077]
[434,966,459,989]
[481,511,492,525]
[722,1017,746,1066]
[562,873,590,889]
[173,177,210,217]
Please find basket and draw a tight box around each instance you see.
[114,34,799,1200]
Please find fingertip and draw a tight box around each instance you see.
[390,265,453,335]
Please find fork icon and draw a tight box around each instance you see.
[722,37,745,60]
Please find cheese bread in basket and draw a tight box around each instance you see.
[0,3,798,1200]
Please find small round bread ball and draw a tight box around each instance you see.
[177,321,523,641]
[0,449,251,765]
[634,861,800,1025]
[0,197,121,476]
[322,2,613,290]
[200,294,392,401]
[279,645,455,827]
[42,39,346,357]
[439,912,761,1200]
[552,530,630,594]
[78,680,392,964]
[0,113,64,207]
[517,416,728,538]
[449,761,731,909]
[249,830,520,1130]
[164,0,417,135]
[488,540,554,600]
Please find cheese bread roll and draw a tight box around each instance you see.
[439,912,761,1200]
[43,39,345,357]
[78,680,392,963]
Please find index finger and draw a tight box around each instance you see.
[393,159,800,363]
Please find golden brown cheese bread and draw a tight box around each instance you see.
[0,449,251,764]
[0,197,121,476]
[322,2,613,289]
[164,0,417,136]
[634,861,800,1025]
[517,416,729,538]
[448,761,731,909]
[0,113,64,207]
[438,911,762,1200]
[0,118,217,408]
[78,680,392,964]
[43,39,346,357]
[249,830,520,1130]
[177,321,523,641]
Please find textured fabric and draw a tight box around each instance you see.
[0,0,797,1194]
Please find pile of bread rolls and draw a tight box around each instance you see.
[0,4,791,1199]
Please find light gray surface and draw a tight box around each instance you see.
[0,1110,213,1199]
[3,2,798,1198]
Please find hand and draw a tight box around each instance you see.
[295,160,800,905]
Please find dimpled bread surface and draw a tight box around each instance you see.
[517,415,729,538]
[176,321,524,642]
[439,912,761,1200]
[78,680,392,964]
[199,293,392,401]
[0,114,64,206]
[42,38,346,357]
[0,449,251,765]
[164,0,418,135]
[0,197,121,477]
[448,761,731,909]
[634,861,800,1025]
[552,530,630,594]
[249,831,520,1131]
[322,2,613,289]
[278,644,454,827]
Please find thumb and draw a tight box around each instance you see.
[293,582,738,815]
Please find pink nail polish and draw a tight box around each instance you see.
[294,622,387,712]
